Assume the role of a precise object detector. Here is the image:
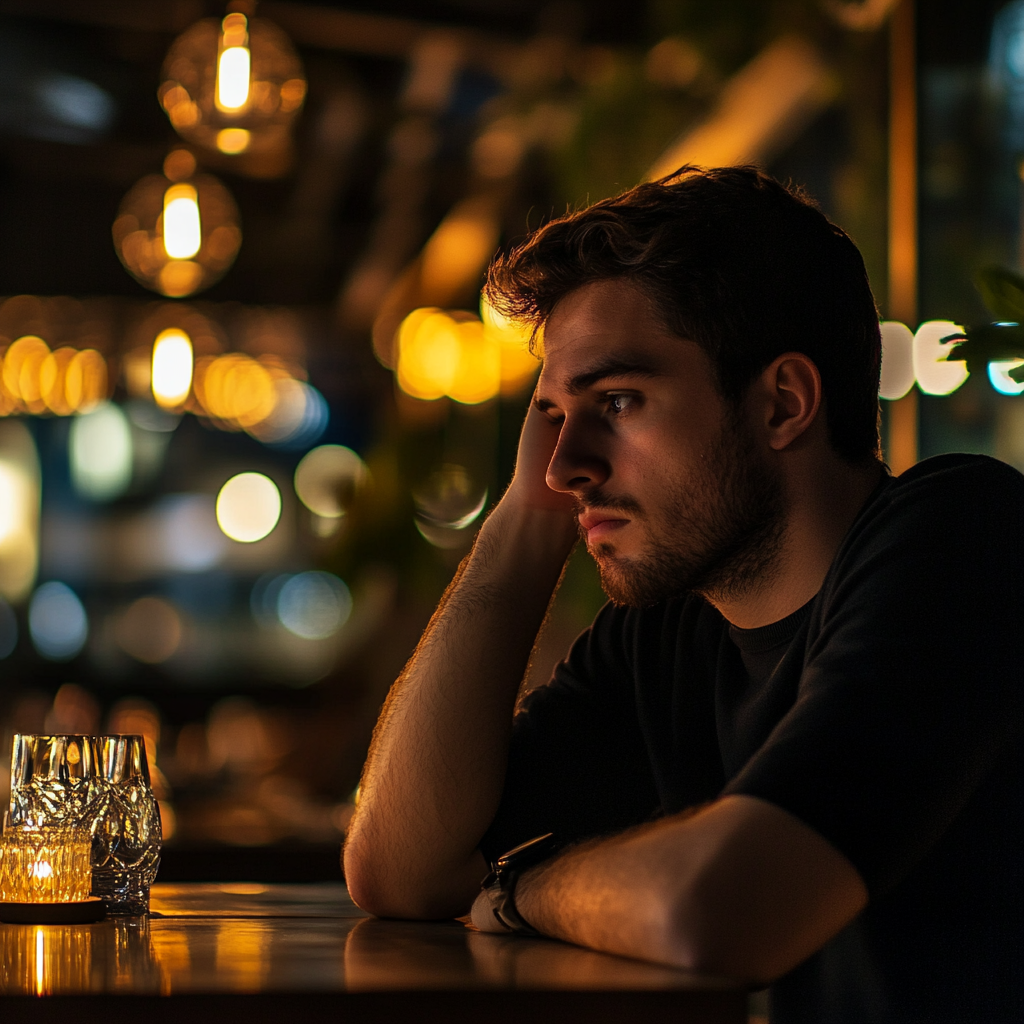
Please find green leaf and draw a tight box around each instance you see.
[973,265,1024,321]
[942,322,1024,372]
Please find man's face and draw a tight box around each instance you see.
[535,279,786,607]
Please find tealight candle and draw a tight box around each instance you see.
[0,826,92,903]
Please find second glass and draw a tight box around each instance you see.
[90,735,162,915]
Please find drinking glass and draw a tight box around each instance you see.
[7,734,162,915]
[89,735,162,916]
[8,734,98,829]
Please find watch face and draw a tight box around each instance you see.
[496,832,556,871]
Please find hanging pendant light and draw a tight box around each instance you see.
[112,149,242,298]
[158,6,306,161]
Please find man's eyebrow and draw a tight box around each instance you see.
[562,358,664,396]
[534,357,664,411]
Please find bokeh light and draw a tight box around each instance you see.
[159,12,306,159]
[878,321,916,400]
[396,303,540,404]
[276,571,351,639]
[397,309,499,403]
[29,581,88,660]
[216,472,281,542]
[217,15,252,112]
[0,339,107,417]
[163,184,202,259]
[293,445,368,519]
[0,421,41,603]
[151,328,194,409]
[3,336,50,414]
[114,596,183,663]
[912,320,970,396]
[194,353,275,428]
[988,359,1024,395]
[246,378,328,448]
[69,401,132,502]
[156,493,228,572]
[413,464,488,548]
[113,151,242,298]
[480,295,543,395]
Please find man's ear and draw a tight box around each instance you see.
[758,353,822,451]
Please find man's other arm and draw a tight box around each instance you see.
[343,404,578,919]
[473,794,868,986]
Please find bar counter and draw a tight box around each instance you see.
[0,882,746,1023]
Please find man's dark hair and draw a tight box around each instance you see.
[486,166,882,463]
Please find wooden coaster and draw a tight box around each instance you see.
[0,897,106,924]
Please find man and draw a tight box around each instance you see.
[344,167,1023,1022]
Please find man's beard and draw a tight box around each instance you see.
[580,411,787,608]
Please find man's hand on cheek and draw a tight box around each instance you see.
[505,400,577,516]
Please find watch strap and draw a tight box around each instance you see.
[482,832,557,935]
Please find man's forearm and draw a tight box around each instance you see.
[344,499,577,919]
[475,796,867,985]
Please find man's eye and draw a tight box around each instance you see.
[607,394,634,414]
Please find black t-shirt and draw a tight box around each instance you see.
[481,454,1024,1023]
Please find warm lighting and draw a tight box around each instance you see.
[216,472,281,542]
[480,296,542,395]
[216,14,251,112]
[114,596,183,664]
[396,308,503,404]
[0,338,107,417]
[113,150,241,298]
[294,445,369,519]
[151,329,194,409]
[160,12,305,161]
[246,378,328,448]
[646,36,833,177]
[28,581,88,660]
[420,198,501,305]
[69,401,132,501]
[878,321,916,400]
[217,127,251,154]
[988,358,1024,395]
[0,826,91,903]
[2,336,50,414]
[194,353,275,428]
[913,320,970,396]
[163,184,202,259]
[0,421,41,603]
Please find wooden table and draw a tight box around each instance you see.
[0,882,747,1023]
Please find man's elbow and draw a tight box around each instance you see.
[343,841,417,919]
[343,839,473,921]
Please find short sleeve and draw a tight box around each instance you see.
[725,456,1024,894]
[480,602,661,862]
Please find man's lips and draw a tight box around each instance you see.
[577,510,630,542]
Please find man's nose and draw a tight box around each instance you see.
[545,418,610,494]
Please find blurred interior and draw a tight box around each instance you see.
[0,0,1019,881]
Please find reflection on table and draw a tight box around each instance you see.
[0,883,747,1024]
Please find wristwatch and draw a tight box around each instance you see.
[480,832,557,935]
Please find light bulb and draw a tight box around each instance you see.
[151,329,194,408]
[159,12,305,167]
[162,184,202,259]
[216,15,251,112]
[113,152,241,298]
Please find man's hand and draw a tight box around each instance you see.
[504,398,578,517]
